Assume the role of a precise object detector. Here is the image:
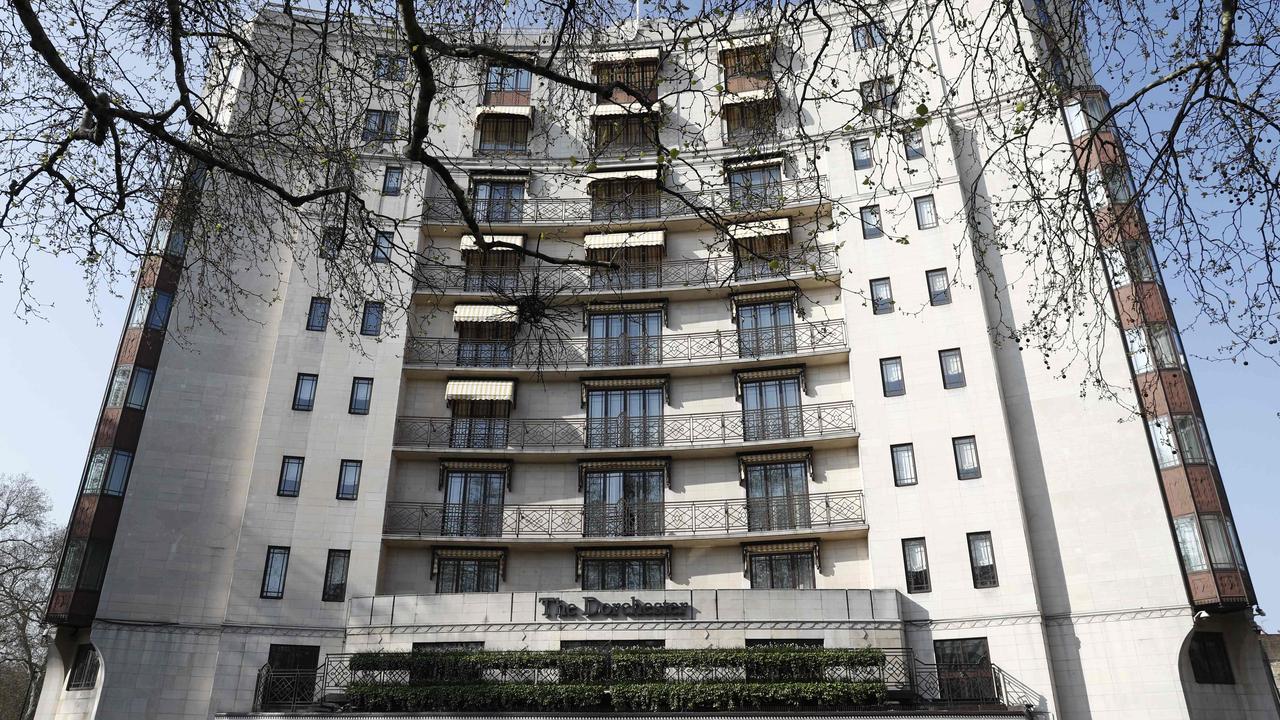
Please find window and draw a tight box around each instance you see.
[852,22,886,50]
[891,444,917,487]
[84,449,132,496]
[1189,632,1235,685]
[587,309,662,366]
[306,298,330,331]
[723,100,777,144]
[371,231,393,263]
[436,558,500,593]
[967,532,998,588]
[55,539,107,592]
[914,195,938,229]
[337,460,362,500]
[953,436,981,479]
[443,470,506,536]
[860,205,882,238]
[164,228,187,258]
[128,289,152,328]
[880,357,905,397]
[586,387,664,448]
[1173,515,1208,572]
[902,538,930,592]
[260,546,290,599]
[478,115,530,153]
[278,456,304,497]
[146,290,174,330]
[361,109,398,142]
[106,365,132,407]
[594,60,659,104]
[373,54,408,81]
[721,45,771,93]
[349,378,373,415]
[292,373,318,411]
[485,64,532,105]
[744,461,810,531]
[322,550,350,602]
[860,76,896,111]
[1109,240,1158,286]
[592,115,657,154]
[472,180,526,223]
[851,138,873,170]
[382,166,403,195]
[1173,415,1212,465]
[589,178,660,221]
[748,552,815,589]
[125,367,154,410]
[360,301,384,336]
[926,269,952,305]
[1148,417,1178,467]
[582,558,666,590]
[939,349,966,388]
[1101,165,1135,203]
[904,129,925,160]
[933,638,995,701]
[457,321,516,366]
[741,377,803,441]
[65,645,100,691]
[320,227,343,259]
[1200,514,1238,569]
[583,468,665,536]
[451,400,511,448]
[870,277,894,314]
[1148,323,1184,369]
[732,228,793,281]
[727,163,782,206]
[736,300,796,356]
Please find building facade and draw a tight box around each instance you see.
[32,5,1278,720]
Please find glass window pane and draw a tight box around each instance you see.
[83,449,110,495]
[940,349,966,388]
[861,206,882,238]
[1148,417,1178,467]
[892,444,917,486]
[1174,516,1208,572]
[953,436,981,479]
[881,357,905,396]
[107,366,133,407]
[104,450,133,496]
[852,139,872,169]
[915,195,937,229]
[1200,515,1236,569]
[926,269,951,305]
[125,367,154,410]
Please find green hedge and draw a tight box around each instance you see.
[346,681,887,712]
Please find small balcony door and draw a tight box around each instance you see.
[472,181,524,224]
[442,470,505,537]
[457,323,515,367]
[450,400,510,448]
[586,388,663,448]
[588,310,662,366]
[741,378,802,441]
[737,301,796,357]
[583,470,665,537]
[727,163,782,209]
[462,248,520,293]
[745,461,810,531]
[588,245,663,290]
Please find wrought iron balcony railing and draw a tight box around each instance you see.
[394,401,856,450]
[382,490,866,539]
[404,320,847,369]
[415,242,839,294]
[421,176,826,225]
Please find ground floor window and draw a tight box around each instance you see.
[436,559,501,593]
[1189,632,1235,684]
[748,552,816,589]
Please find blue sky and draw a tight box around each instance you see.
[1,253,1275,630]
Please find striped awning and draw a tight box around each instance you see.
[719,33,772,51]
[723,86,776,105]
[453,304,519,324]
[583,230,665,249]
[460,234,525,251]
[438,459,513,490]
[586,301,666,314]
[725,155,783,170]
[741,539,820,576]
[469,172,529,183]
[445,379,516,403]
[591,101,662,117]
[593,47,662,63]
[578,457,672,490]
[432,546,507,578]
[576,546,671,578]
[587,166,660,183]
[474,105,533,118]
[734,365,806,396]
[728,218,790,239]
[737,449,812,486]
[731,289,800,321]
[580,376,668,406]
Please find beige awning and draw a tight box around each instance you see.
[742,539,819,556]
[734,365,806,396]
[591,101,660,116]
[728,218,790,239]
[723,87,776,105]
[578,458,671,490]
[576,546,671,578]
[587,166,660,183]
[593,47,662,64]
[583,230,665,250]
[474,105,533,118]
[452,304,518,323]
[725,155,784,170]
[460,234,525,251]
[445,379,516,402]
[432,547,507,578]
[719,33,772,51]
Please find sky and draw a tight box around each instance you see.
[1,243,1276,632]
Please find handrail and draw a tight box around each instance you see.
[393,401,856,450]
[413,241,840,293]
[404,319,847,369]
[383,490,866,538]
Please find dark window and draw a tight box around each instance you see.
[268,644,320,670]
[56,538,108,592]
[362,110,398,142]
[360,302,384,336]
[457,321,516,366]
[586,387,663,448]
[933,638,995,701]
[442,470,506,536]
[450,400,511,449]
[306,298,330,331]
[902,538,930,593]
[595,60,659,104]
[436,558,500,593]
[372,231,393,263]
[721,45,771,93]
[736,300,796,356]
[860,77,896,111]
[292,373,318,411]
[85,449,134,497]
[103,450,132,496]
[953,436,981,479]
[915,195,938,229]
[860,205,882,238]
[940,349,966,388]
[968,532,999,588]
[65,645,100,691]
[1189,632,1235,684]
[891,444,917,487]
[587,309,662,366]
[472,180,525,223]
[278,456,304,497]
[373,54,408,80]
[732,229,793,281]
[852,22,886,50]
[382,166,403,195]
[583,469,664,536]
[581,558,665,590]
[478,115,530,153]
[727,163,782,207]
[741,377,803,441]
[589,178,660,221]
[322,550,350,602]
[320,227,343,259]
[260,546,290,599]
[485,64,532,105]
[880,357,905,396]
[337,460,362,500]
[146,290,174,330]
[870,277,894,314]
[852,138,873,170]
[349,377,373,415]
[124,367,154,410]
[748,552,815,589]
[926,269,951,305]
[904,129,925,160]
[724,100,777,145]
[744,461,810,531]
[592,115,656,154]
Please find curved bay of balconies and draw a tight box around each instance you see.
[402,320,849,380]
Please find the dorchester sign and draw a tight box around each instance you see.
[540,596,693,619]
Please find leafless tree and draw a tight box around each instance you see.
[0,474,59,720]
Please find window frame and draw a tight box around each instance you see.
[926,268,952,306]
[880,356,906,397]
[851,22,886,51]
[292,373,318,411]
[435,558,501,593]
[952,436,982,480]
[124,366,155,410]
[939,348,967,389]
[278,456,304,498]
[360,301,384,336]
[860,205,883,238]
[914,194,938,229]
[145,290,174,331]
[851,138,873,170]
[581,557,667,590]
[891,443,918,487]
[870,277,894,315]
[902,537,931,593]
[361,109,398,142]
[904,128,925,160]
[747,551,817,589]
[477,115,531,153]
[373,54,408,81]
[349,377,374,415]
[65,644,100,691]
[371,231,394,263]
[381,166,403,195]
[306,297,330,332]
[967,531,999,588]
[337,459,362,501]
[322,549,351,602]
[260,546,290,599]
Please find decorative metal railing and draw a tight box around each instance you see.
[420,176,827,225]
[414,242,840,294]
[382,490,866,538]
[393,401,856,450]
[404,320,847,369]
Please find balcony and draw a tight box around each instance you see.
[415,242,839,296]
[404,320,847,371]
[383,490,865,541]
[393,401,856,454]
